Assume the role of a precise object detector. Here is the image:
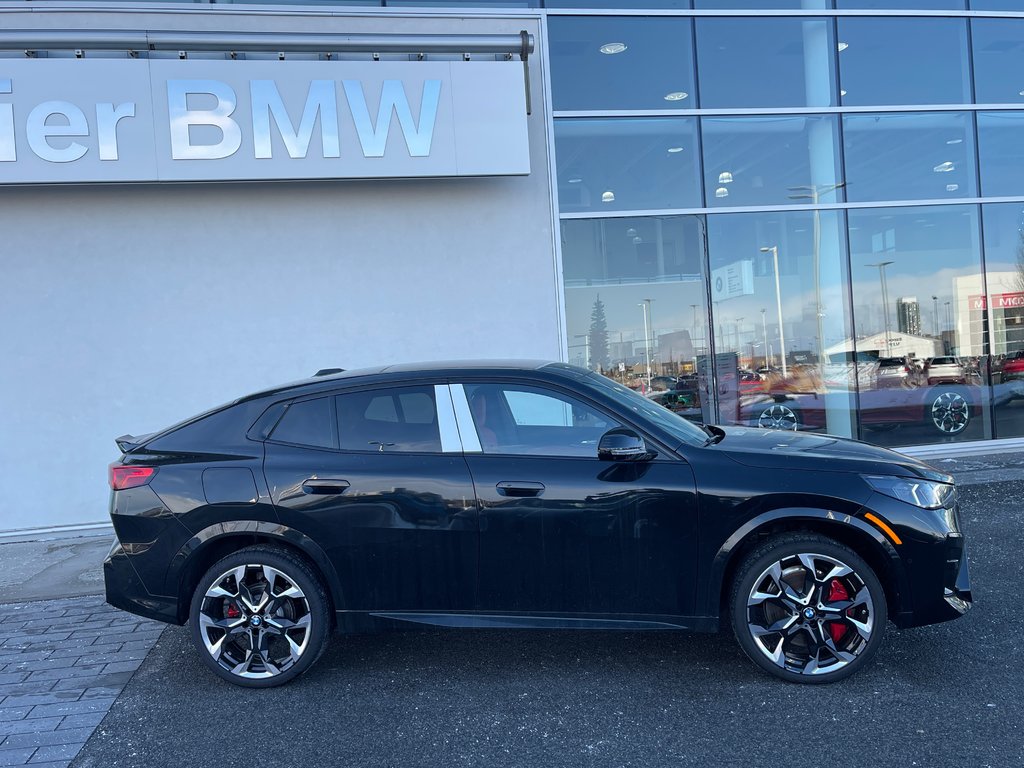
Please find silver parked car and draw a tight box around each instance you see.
[925,356,966,385]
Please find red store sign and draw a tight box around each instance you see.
[969,292,1024,311]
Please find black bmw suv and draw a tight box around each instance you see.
[104,361,971,687]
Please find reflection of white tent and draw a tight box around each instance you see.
[825,332,943,360]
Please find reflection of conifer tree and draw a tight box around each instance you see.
[589,295,610,372]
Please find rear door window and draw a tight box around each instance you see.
[336,386,442,453]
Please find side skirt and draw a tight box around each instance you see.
[333,611,719,633]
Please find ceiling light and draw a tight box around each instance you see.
[837,42,849,52]
[568,177,582,183]
[667,146,684,153]
[632,236,643,244]
[626,227,638,236]
[718,171,734,184]
[664,91,688,102]
[1019,89,1024,96]
[946,138,963,145]
[601,190,615,203]
[946,183,960,192]
[715,187,729,199]
[599,42,627,55]
[933,161,955,173]
[840,89,847,97]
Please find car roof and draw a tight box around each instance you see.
[240,359,572,402]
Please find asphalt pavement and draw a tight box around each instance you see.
[66,454,1023,768]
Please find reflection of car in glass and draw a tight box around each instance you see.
[104,361,970,687]
[1000,351,1024,385]
[925,357,967,385]
[741,385,976,436]
[875,357,916,389]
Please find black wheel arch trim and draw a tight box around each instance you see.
[702,506,909,623]
[165,520,344,623]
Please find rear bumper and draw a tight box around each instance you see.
[104,542,182,625]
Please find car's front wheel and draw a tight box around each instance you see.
[189,545,331,688]
[730,533,887,684]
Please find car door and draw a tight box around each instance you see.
[264,383,478,613]
[454,379,699,620]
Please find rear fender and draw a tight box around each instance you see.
[165,520,345,618]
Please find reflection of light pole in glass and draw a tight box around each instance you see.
[789,182,845,380]
[945,300,952,352]
[735,316,745,356]
[639,299,653,391]
[761,308,769,369]
[932,295,939,337]
[866,260,895,355]
[573,334,591,370]
[760,246,788,377]
[690,303,699,349]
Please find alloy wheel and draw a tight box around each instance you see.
[931,391,969,434]
[757,404,799,431]
[745,552,875,677]
[198,563,312,679]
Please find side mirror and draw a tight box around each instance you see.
[598,428,651,462]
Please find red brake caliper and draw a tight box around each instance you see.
[226,603,241,619]
[826,578,849,644]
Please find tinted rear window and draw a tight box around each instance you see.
[269,398,333,449]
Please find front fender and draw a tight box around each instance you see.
[701,506,909,623]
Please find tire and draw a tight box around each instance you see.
[730,533,887,684]
[928,388,971,435]
[756,403,799,431]
[189,545,331,688]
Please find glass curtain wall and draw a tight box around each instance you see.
[550,6,1024,447]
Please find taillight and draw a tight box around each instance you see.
[109,465,157,490]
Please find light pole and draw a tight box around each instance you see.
[760,246,788,377]
[789,182,846,381]
[639,299,653,391]
[866,260,895,355]
[761,308,769,369]
[735,316,745,357]
[690,303,699,350]
[932,295,939,337]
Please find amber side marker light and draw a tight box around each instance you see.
[864,512,902,546]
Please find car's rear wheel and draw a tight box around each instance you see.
[929,388,971,435]
[189,545,330,688]
[730,533,887,684]
[756,403,799,431]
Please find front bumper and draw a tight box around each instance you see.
[104,542,182,625]
[892,528,972,629]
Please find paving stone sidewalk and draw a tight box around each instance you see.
[0,596,164,767]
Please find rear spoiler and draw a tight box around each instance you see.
[115,433,155,453]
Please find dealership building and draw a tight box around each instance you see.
[3,0,1024,535]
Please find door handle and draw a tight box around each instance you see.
[301,478,351,495]
[496,481,545,498]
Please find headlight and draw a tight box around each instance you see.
[864,475,955,509]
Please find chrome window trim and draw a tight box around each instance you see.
[450,384,483,454]
[434,384,462,454]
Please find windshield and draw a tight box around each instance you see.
[583,372,709,448]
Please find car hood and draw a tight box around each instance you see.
[709,426,952,482]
